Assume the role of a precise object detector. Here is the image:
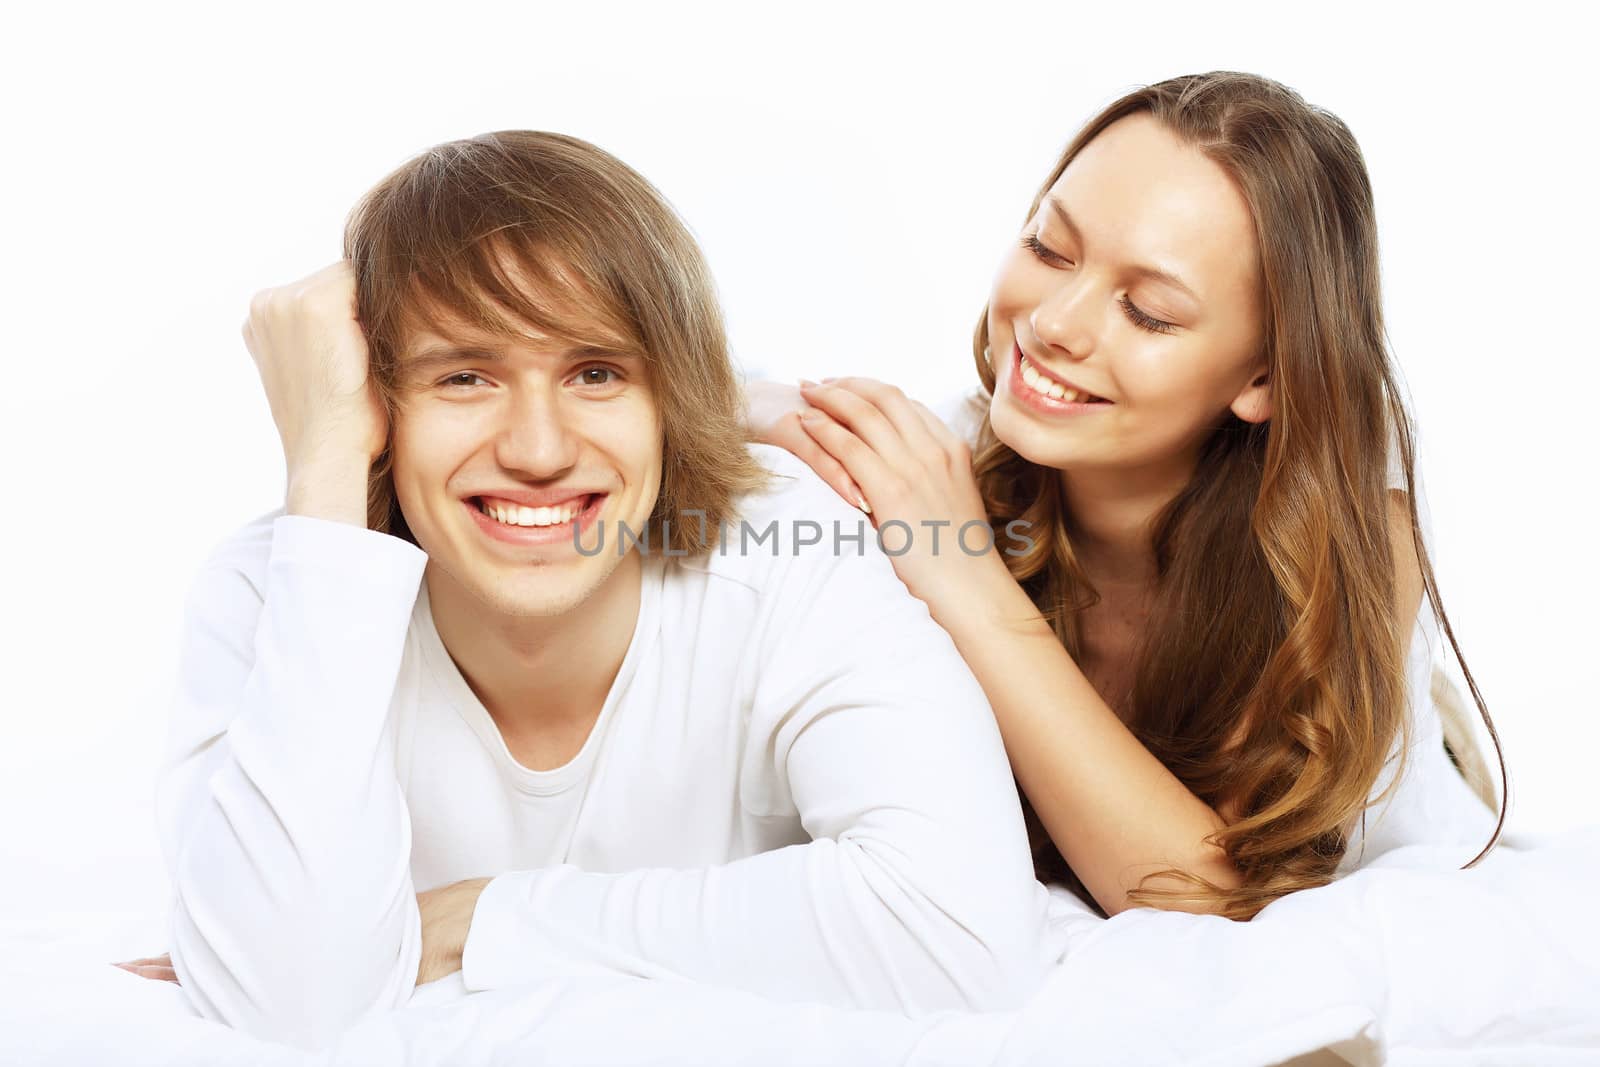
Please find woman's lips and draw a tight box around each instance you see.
[1006,341,1113,417]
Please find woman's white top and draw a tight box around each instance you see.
[933,388,1498,884]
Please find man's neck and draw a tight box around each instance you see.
[425,550,644,737]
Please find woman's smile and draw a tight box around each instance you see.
[1004,339,1115,418]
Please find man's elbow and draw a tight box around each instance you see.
[867,867,1054,1014]
[905,910,1054,1014]
[170,904,416,1050]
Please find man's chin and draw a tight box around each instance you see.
[465,562,612,619]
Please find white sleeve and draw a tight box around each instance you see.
[459,476,1054,1015]
[155,513,430,1049]
[1337,405,1501,872]
[928,386,990,450]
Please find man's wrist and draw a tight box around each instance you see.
[285,452,372,528]
[417,876,493,986]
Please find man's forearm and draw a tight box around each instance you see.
[416,877,492,985]
[160,515,429,1048]
[456,647,1052,1014]
[285,447,373,528]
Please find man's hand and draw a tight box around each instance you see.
[241,260,389,527]
[416,877,492,986]
[112,953,178,983]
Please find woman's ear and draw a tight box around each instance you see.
[1230,363,1273,425]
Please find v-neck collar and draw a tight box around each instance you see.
[413,554,663,797]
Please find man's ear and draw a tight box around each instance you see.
[1230,362,1272,425]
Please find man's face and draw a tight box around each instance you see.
[388,289,662,620]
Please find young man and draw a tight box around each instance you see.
[148,131,1053,1049]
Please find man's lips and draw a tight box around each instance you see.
[465,491,609,544]
[466,488,606,509]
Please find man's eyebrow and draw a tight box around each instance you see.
[401,342,642,374]
[1044,196,1202,305]
[402,344,505,374]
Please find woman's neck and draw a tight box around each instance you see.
[1058,460,1190,590]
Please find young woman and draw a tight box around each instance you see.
[746,70,1508,921]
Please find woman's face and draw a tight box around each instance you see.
[987,112,1270,482]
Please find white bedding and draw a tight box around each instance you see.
[4,825,1597,1066]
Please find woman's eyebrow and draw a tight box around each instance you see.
[1045,196,1202,305]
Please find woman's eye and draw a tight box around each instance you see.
[1020,230,1178,336]
[1022,232,1072,266]
[1119,295,1178,335]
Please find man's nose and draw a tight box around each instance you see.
[494,386,579,479]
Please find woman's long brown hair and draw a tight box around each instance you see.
[971,72,1508,920]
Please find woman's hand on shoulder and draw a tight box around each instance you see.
[743,378,867,512]
[795,377,1012,625]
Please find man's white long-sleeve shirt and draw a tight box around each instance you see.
[156,444,1056,1048]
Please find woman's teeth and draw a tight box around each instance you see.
[1019,354,1107,404]
[478,497,583,527]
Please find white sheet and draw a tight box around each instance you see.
[5,825,1597,1066]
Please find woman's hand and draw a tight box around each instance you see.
[744,379,867,512]
[796,377,1014,627]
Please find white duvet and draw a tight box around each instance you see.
[4,824,1597,1067]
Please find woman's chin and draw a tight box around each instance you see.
[990,403,1077,471]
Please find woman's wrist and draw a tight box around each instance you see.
[925,550,1036,644]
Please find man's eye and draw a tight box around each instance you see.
[440,372,486,388]
[576,366,619,386]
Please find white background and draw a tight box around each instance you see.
[2,1,1594,933]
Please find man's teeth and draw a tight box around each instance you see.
[1019,354,1104,404]
[479,497,584,527]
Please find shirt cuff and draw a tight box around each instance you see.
[269,513,428,586]
[459,869,686,992]
[459,871,531,991]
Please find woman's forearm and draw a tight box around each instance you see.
[940,574,1243,917]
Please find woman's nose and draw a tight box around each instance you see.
[1031,278,1098,360]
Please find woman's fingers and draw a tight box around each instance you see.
[808,379,973,478]
[784,411,869,512]
[817,378,940,452]
[797,409,896,514]
[798,380,916,474]
[908,399,973,470]
[745,381,868,510]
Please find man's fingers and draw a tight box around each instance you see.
[113,954,171,967]
[112,961,180,983]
